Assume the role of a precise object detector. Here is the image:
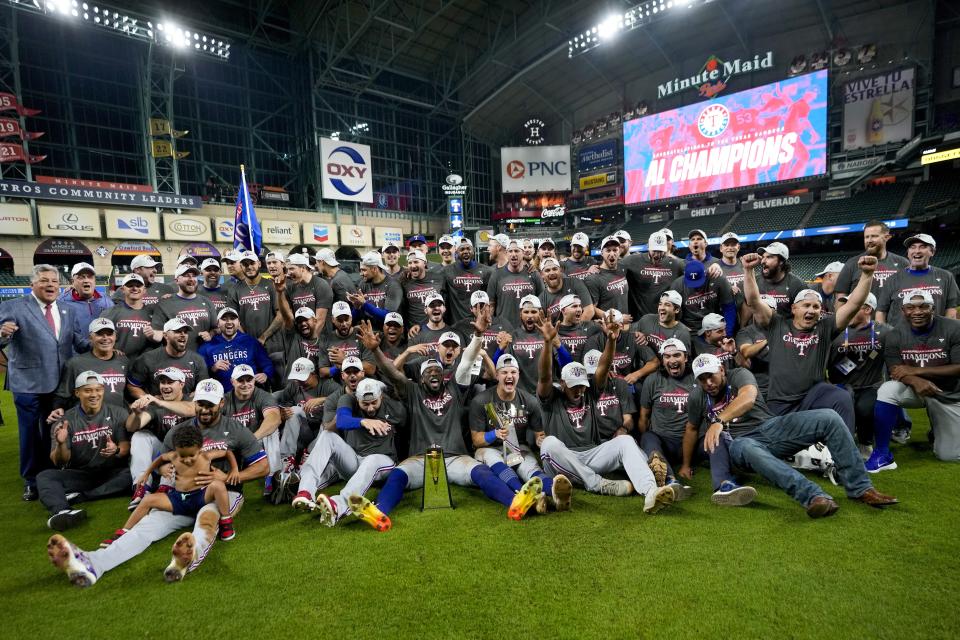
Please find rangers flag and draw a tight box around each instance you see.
[233,164,261,255]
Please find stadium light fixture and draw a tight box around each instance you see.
[569,0,703,58]
[7,0,232,60]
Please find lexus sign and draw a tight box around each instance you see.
[500,145,571,194]
[320,138,373,203]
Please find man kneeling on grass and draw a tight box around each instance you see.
[46,379,269,587]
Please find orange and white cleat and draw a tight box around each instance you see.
[47,534,98,588]
[348,494,391,532]
[508,477,543,521]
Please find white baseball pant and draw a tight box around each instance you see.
[877,380,960,461]
[128,430,164,489]
[396,454,479,489]
[539,434,656,495]
[475,446,543,483]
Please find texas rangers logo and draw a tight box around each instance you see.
[423,391,454,416]
[454,274,483,293]
[595,393,620,417]
[698,103,730,138]
[566,405,587,431]
[783,332,819,356]
[659,390,690,415]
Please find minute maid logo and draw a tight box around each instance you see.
[117,216,150,234]
[657,52,774,99]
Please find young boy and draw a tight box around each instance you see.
[103,424,239,546]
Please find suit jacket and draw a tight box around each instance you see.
[0,295,88,394]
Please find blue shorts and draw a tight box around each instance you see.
[167,487,207,517]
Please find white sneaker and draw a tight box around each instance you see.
[47,534,98,588]
[643,485,676,514]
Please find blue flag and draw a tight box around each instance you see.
[233,165,261,254]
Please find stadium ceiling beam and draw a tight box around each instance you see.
[717,2,749,56]
[643,27,678,75]
[813,0,835,43]
[312,0,394,92]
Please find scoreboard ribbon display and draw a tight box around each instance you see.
[624,70,828,204]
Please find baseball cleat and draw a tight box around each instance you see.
[643,485,676,514]
[163,532,196,583]
[47,508,87,531]
[314,493,338,527]
[552,474,573,512]
[598,479,634,497]
[47,534,98,588]
[348,495,391,532]
[291,491,315,512]
[711,481,757,506]
[648,452,668,487]
[508,477,543,521]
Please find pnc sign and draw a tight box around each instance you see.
[320,138,373,203]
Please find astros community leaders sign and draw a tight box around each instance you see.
[0,178,202,208]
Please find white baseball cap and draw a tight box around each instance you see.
[902,288,934,306]
[287,253,310,266]
[601,235,620,249]
[130,255,159,270]
[223,250,243,262]
[193,379,224,404]
[384,312,404,325]
[288,358,316,381]
[660,290,683,308]
[692,354,723,378]
[604,309,624,324]
[231,364,255,380]
[759,242,789,260]
[560,362,590,387]
[419,359,443,375]
[492,233,510,247]
[558,294,581,310]
[88,317,115,333]
[200,258,221,271]
[904,233,936,249]
[177,254,198,266]
[341,356,363,371]
[865,293,878,309]
[381,241,401,253]
[458,237,474,247]
[720,232,741,244]
[698,313,727,335]
[175,264,200,278]
[659,337,687,354]
[217,307,239,320]
[315,248,339,266]
[163,318,191,332]
[470,290,490,306]
[264,251,285,263]
[688,228,708,240]
[495,354,519,371]
[294,307,316,320]
[659,228,674,240]
[648,232,668,252]
[356,378,384,402]
[439,331,461,346]
[361,251,385,269]
[438,235,455,247]
[519,294,542,309]
[538,238,556,248]
[539,257,561,271]
[793,289,823,304]
[424,292,444,307]
[582,349,602,375]
[71,262,95,277]
[74,370,105,388]
[614,230,632,243]
[122,273,145,287]
[239,251,259,263]
[759,295,778,309]
[156,367,186,383]
[406,250,427,263]
[815,261,844,277]
[570,232,589,248]
[331,301,352,318]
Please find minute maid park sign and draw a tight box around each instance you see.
[657,51,774,99]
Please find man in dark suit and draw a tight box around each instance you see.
[0,264,87,501]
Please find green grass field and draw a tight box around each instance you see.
[1,389,959,639]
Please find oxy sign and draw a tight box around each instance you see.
[320,138,373,203]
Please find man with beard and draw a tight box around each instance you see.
[633,290,692,354]
[688,354,897,518]
[381,241,403,279]
[349,252,403,324]
[317,302,375,377]
[285,252,333,328]
[454,291,512,360]
[379,312,408,362]
[197,259,229,312]
[58,262,113,331]
[356,315,543,528]
[555,295,601,363]
[685,229,721,269]
[408,234,444,275]
[488,233,510,269]
[402,249,445,327]
[437,235,457,267]
[284,307,322,374]
[614,230,633,258]
[522,239,536,267]
[316,248,359,304]
[128,319,208,398]
[835,220,909,299]
[111,254,174,307]
[444,238,492,324]
[670,260,736,336]
[46,378,269,586]
[735,295,777,399]
[535,238,557,266]
[505,295,550,394]
[717,233,745,316]
[53,318,129,412]
[867,289,960,471]
[470,354,573,516]
[563,232,595,281]
[198,307,274,392]
[152,263,217,352]
[813,261,844,314]
[754,242,807,318]
[742,252,877,436]
[584,309,654,383]
[692,313,742,371]
[102,274,159,359]
[293,378,402,527]
[622,232,685,318]
[536,315,676,513]
[488,239,541,329]
[39,371,131,531]
[876,233,959,326]
[228,251,292,380]
[586,236,630,316]
[538,258,595,322]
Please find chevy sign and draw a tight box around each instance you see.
[320,138,373,203]
[501,145,571,194]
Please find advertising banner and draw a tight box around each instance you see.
[673,202,736,219]
[740,192,814,210]
[0,202,34,235]
[260,220,300,244]
[302,223,339,246]
[38,205,101,238]
[501,145,571,193]
[320,138,373,203]
[374,227,404,247]
[843,68,914,151]
[579,171,618,191]
[830,157,882,180]
[577,140,617,172]
[624,70,828,204]
[103,209,160,240]
[340,224,371,247]
[214,217,235,243]
[163,215,211,241]
[0,178,202,208]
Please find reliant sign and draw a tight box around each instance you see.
[261,220,299,244]
[657,52,774,99]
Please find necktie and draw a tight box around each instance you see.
[44,304,57,337]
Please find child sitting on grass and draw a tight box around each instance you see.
[102,424,240,546]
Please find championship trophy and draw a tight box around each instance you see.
[421,445,454,510]
[485,402,522,467]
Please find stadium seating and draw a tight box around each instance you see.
[663,215,729,240]
[806,183,909,228]
[622,217,671,244]
[908,179,960,217]
[787,252,852,283]
[726,204,811,235]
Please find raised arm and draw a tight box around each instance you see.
[456,307,489,386]
[740,253,772,328]
[833,255,877,331]
[535,312,558,401]
[594,311,620,389]
[357,319,408,397]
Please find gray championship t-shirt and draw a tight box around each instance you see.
[622,253,685,318]
[670,275,734,334]
[129,348,208,395]
[763,315,837,404]
[639,371,696,439]
[487,267,541,329]
[152,294,217,351]
[52,404,130,470]
[827,321,889,390]
[539,277,593,322]
[883,317,960,403]
[57,352,130,409]
[469,387,544,448]
[444,263,492,324]
[756,273,808,318]
[336,392,404,459]
[402,273,446,327]
[835,251,908,297]
[223,387,279,432]
[687,368,773,438]
[540,386,596,452]
[404,378,470,456]
[876,267,960,327]
[585,267,630,315]
[101,303,155,359]
[634,314,693,355]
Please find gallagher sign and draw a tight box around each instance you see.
[657,51,774,99]
[320,138,373,203]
